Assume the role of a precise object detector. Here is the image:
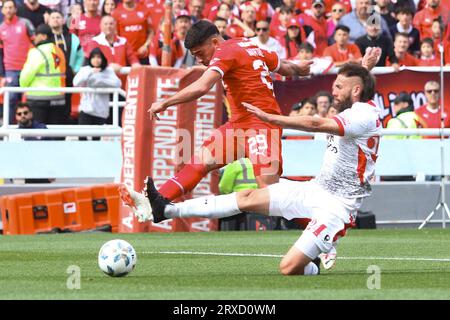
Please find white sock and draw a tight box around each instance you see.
[164,193,241,219]
[303,262,319,275]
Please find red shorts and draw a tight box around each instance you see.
[201,121,283,176]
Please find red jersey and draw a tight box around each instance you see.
[0,16,34,71]
[386,52,418,66]
[417,55,440,66]
[112,3,153,59]
[322,43,361,63]
[298,13,328,55]
[70,14,101,57]
[249,1,274,21]
[87,33,139,87]
[208,38,282,123]
[225,24,245,38]
[415,104,450,132]
[144,0,165,29]
[413,7,445,39]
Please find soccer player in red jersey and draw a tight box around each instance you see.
[112,0,154,64]
[119,20,312,209]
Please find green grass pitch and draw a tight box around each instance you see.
[1,229,450,300]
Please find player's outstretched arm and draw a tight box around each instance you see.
[243,102,341,135]
[276,59,313,77]
[148,69,221,120]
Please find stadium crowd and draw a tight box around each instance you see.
[0,0,449,128]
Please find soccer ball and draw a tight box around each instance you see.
[98,239,137,277]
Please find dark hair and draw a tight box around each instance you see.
[88,47,108,71]
[394,32,409,41]
[214,16,227,24]
[395,5,413,16]
[420,37,435,49]
[285,27,304,58]
[337,63,376,102]
[101,0,117,16]
[334,25,350,34]
[49,9,63,16]
[292,97,317,111]
[315,91,333,104]
[279,5,293,14]
[15,102,30,112]
[298,42,314,53]
[185,20,220,50]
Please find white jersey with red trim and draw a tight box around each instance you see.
[315,101,382,199]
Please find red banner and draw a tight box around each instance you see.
[274,69,450,126]
[119,67,223,233]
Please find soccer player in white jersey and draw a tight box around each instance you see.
[121,49,382,276]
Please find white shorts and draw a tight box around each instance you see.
[267,179,363,258]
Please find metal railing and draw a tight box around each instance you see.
[0,86,126,139]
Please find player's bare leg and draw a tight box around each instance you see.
[280,246,320,276]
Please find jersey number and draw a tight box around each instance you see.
[248,134,268,155]
[253,59,273,92]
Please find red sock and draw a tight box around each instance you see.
[158,163,209,201]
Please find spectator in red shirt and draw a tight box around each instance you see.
[387,32,418,66]
[215,2,233,23]
[87,15,140,86]
[415,81,450,137]
[0,0,34,124]
[430,18,445,53]
[326,3,346,39]
[208,0,240,22]
[323,25,362,67]
[144,0,165,29]
[270,0,298,32]
[249,0,274,22]
[112,0,154,64]
[226,2,257,38]
[418,38,441,66]
[299,0,328,55]
[70,0,102,57]
[173,0,188,17]
[446,41,450,65]
[270,5,293,43]
[281,17,308,58]
[413,0,447,40]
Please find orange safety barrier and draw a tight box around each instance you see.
[0,196,9,234]
[0,184,120,235]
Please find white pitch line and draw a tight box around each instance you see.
[141,251,450,262]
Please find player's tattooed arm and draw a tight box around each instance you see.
[243,102,341,135]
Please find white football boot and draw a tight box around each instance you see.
[319,246,337,270]
[118,183,153,223]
